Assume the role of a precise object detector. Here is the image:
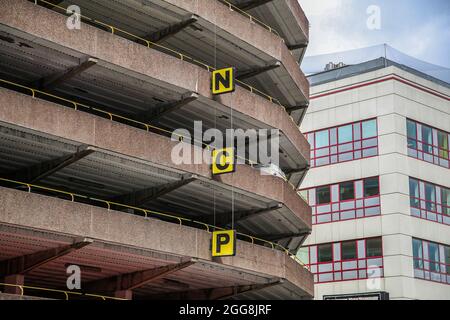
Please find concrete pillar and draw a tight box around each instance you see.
[115,290,132,300]
[4,274,24,295]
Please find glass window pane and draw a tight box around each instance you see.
[409,178,420,208]
[318,244,333,263]
[442,188,450,216]
[362,120,377,139]
[296,247,309,265]
[428,242,439,272]
[299,190,308,203]
[366,238,382,257]
[364,177,379,197]
[425,183,436,211]
[407,120,417,139]
[438,131,449,159]
[353,123,361,140]
[316,186,331,204]
[422,125,433,153]
[315,130,329,149]
[445,246,450,275]
[341,241,357,260]
[340,181,355,201]
[412,239,423,269]
[338,125,353,144]
[329,128,337,145]
[408,138,417,150]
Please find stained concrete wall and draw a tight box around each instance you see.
[135,0,309,98]
[0,87,311,229]
[0,187,314,296]
[0,0,310,164]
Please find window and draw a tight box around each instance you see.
[438,131,449,159]
[409,178,420,208]
[340,181,354,201]
[341,241,357,260]
[318,244,333,262]
[412,238,423,269]
[445,247,450,275]
[366,238,382,257]
[304,177,381,224]
[409,178,450,225]
[296,247,309,266]
[315,130,329,148]
[316,186,331,204]
[407,119,450,169]
[307,119,379,168]
[407,119,417,149]
[299,189,308,202]
[305,238,384,284]
[412,239,450,285]
[422,125,433,153]
[428,242,440,273]
[362,119,377,139]
[425,182,436,211]
[442,188,450,216]
[364,177,379,197]
[338,125,352,143]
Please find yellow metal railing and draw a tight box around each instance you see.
[0,283,127,300]
[33,0,287,108]
[0,78,299,191]
[218,0,281,37]
[0,177,309,269]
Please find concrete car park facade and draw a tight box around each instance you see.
[0,0,312,299]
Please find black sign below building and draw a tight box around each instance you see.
[323,291,390,300]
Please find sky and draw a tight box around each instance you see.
[300,0,450,68]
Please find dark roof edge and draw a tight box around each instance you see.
[307,57,450,89]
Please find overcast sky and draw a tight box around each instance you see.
[300,0,450,67]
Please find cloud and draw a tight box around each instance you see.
[300,0,343,16]
[300,0,372,56]
[394,15,450,66]
[299,0,450,67]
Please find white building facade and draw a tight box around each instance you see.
[298,58,450,300]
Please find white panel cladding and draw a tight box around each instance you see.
[302,64,450,300]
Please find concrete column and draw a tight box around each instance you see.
[115,290,132,300]
[4,274,24,295]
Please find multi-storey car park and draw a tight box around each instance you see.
[0,0,312,300]
[298,57,450,300]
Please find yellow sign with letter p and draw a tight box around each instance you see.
[212,230,236,257]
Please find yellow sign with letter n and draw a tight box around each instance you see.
[212,67,235,95]
[212,230,236,257]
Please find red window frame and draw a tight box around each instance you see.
[305,237,384,284]
[300,176,381,225]
[413,238,450,285]
[407,118,450,169]
[409,177,450,226]
[305,118,379,168]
